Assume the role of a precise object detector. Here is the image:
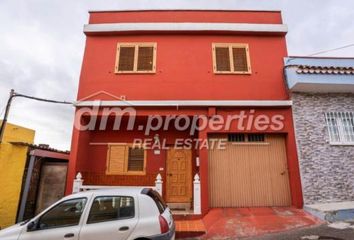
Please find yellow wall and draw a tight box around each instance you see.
[0,122,35,229]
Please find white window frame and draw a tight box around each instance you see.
[325,112,354,145]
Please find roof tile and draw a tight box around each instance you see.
[296,65,354,75]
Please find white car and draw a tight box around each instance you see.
[0,187,175,240]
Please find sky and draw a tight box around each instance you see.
[0,0,354,151]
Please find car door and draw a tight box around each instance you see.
[79,195,138,240]
[19,197,88,240]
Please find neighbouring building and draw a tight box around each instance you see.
[284,57,354,205]
[0,121,70,229]
[67,10,303,216]
[15,144,70,222]
[0,122,34,229]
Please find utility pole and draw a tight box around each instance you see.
[0,89,72,144]
[0,89,15,143]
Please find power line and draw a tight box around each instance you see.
[14,93,72,105]
[0,89,73,143]
[308,43,354,56]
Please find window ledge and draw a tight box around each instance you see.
[106,172,146,176]
[230,142,270,146]
[115,71,156,74]
[214,71,252,75]
[329,142,354,146]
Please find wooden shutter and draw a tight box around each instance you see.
[215,47,231,72]
[137,46,154,71]
[115,43,156,73]
[233,47,249,72]
[106,145,127,175]
[118,46,135,71]
[127,147,145,171]
[213,43,251,74]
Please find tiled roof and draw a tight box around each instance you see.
[9,141,70,154]
[296,65,354,75]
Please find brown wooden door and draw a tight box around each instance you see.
[35,162,68,214]
[166,148,192,203]
[208,135,291,207]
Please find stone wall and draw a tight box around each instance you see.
[292,93,354,205]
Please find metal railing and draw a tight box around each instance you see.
[325,112,354,144]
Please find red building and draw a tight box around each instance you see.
[66,10,303,216]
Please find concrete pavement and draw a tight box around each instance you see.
[246,223,354,240]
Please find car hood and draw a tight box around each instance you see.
[0,223,24,240]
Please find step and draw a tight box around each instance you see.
[304,201,354,222]
[168,202,191,211]
[175,219,206,239]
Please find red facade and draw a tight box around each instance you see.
[67,10,303,216]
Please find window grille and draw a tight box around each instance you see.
[228,134,245,142]
[248,134,265,142]
[228,134,265,142]
[325,112,354,144]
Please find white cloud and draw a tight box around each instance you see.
[1,0,354,150]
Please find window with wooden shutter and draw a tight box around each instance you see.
[137,46,154,71]
[212,43,251,74]
[232,47,249,72]
[115,43,156,73]
[215,47,231,72]
[106,144,146,175]
[106,145,127,175]
[127,147,145,171]
[118,47,135,71]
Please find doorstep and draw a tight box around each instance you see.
[175,219,206,239]
[172,209,194,216]
[169,203,202,220]
[172,210,203,221]
[304,201,354,222]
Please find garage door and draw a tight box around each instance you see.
[208,134,291,207]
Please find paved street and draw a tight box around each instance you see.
[179,222,354,240]
[246,224,354,240]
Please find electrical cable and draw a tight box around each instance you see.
[14,93,73,105]
[308,43,354,56]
